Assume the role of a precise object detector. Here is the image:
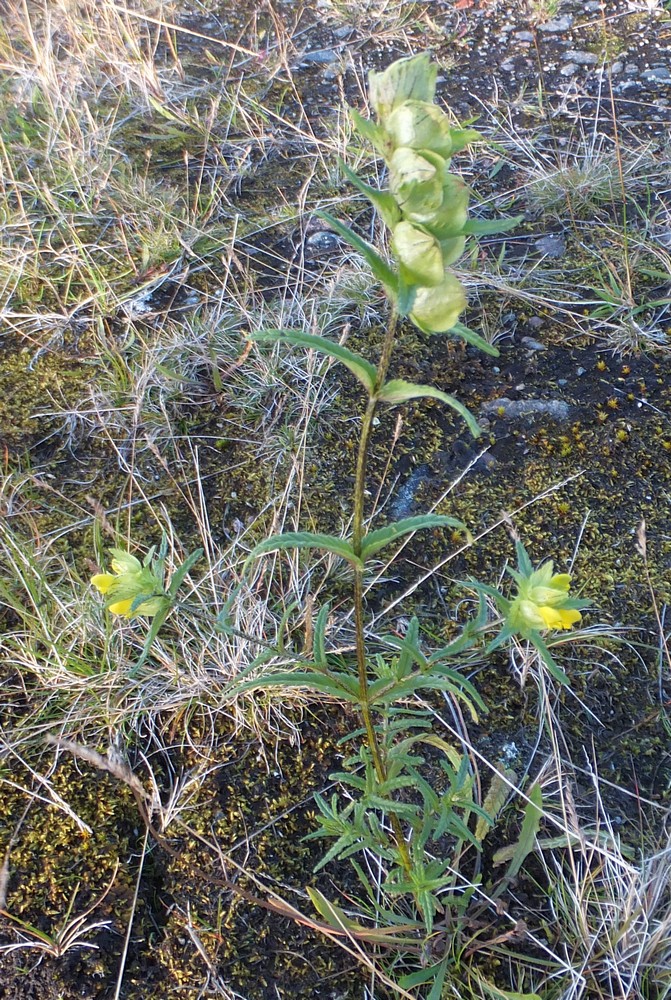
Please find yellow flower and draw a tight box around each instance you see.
[509,561,582,633]
[91,548,166,618]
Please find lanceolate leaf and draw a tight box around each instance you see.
[245,532,363,570]
[462,214,523,236]
[253,330,376,393]
[339,160,401,229]
[450,321,499,356]
[361,514,465,560]
[239,670,361,702]
[317,211,398,294]
[349,108,389,156]
[167,548,204,598]
[493,781,543,879]
[378,379,481,437]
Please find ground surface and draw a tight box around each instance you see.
[2,0,671,998]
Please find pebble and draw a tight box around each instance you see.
[538,15,573,32]
[513,31,534,42]
[520,336,547,352]
[584,0,602,9]
[642,66,671,83]
[560,63,579,76]
[535,233,566,258]
[501,59,516,72]
[611,62,623,75]
[563,49,599,66]
[303,230,341,259]
[297,48,339,65]
[625,64,639,75]
[480,397,571,423]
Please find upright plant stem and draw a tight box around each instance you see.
[351,308,413,877]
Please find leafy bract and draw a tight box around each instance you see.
[368,52,437,119]
[339,160,401,229]
[391,221,444,286]
[409,274,466,333]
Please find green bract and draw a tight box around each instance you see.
[368,52,437,120]
[391,221,444,286]
[385,100,455,158]
[409,274,467,334]
[389,147,444,220]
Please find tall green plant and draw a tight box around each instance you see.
[239,53,526,992]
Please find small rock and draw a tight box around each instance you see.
[535,233,566,258]
[625,63,639,75]
[304,230,341,259]
[513,30,534,42]
[480,397,571,423]
[642,66,671,83]
[297,48,339,65]
[333,25,354,38]
[576,367,586,376]
[560,63,579,76]
[520,336,547,351]
[584,0,602,9]
[538,15,573,32]
[501,59,516,72]
[611,62,623,75]
[563,49,599,66]
[527,316,544,330]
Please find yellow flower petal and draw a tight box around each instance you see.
[91,573,115,595]
[108,597,135,616]
[537,605,581,630]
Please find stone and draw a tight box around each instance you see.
[538,15,573,32]
[513,31,534,42]
[563,49,599,66]
[642,66,671,83]
[480,397,571,423]
[625,64,639,75]
[560,63,579,76]
[535,233,566,258]
[501,59,516,72]
[520,336,547,351]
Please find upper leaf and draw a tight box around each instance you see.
[317,211,398,295]
[361,514,466,560]
[253,329,376,393]
[244,532,363,571]
[339,160,401,229]
[377,379,481,437]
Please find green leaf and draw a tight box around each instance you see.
[316,211,398,294]
[244,532,363,571]
[361,514,465,560]
[349,108,389,156]
[254,328,376,393]
[493,781,543,878]
[450,321,499,356]
[339,159,401,229]
[167,548,203,598]
[131,602,172,675]
[313,602,330,667]
[378,379,481,437]
[530,631,570,686]
[462,214,523,236]
[239,670,361,702]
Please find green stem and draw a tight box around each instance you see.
[351,309,412,878]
